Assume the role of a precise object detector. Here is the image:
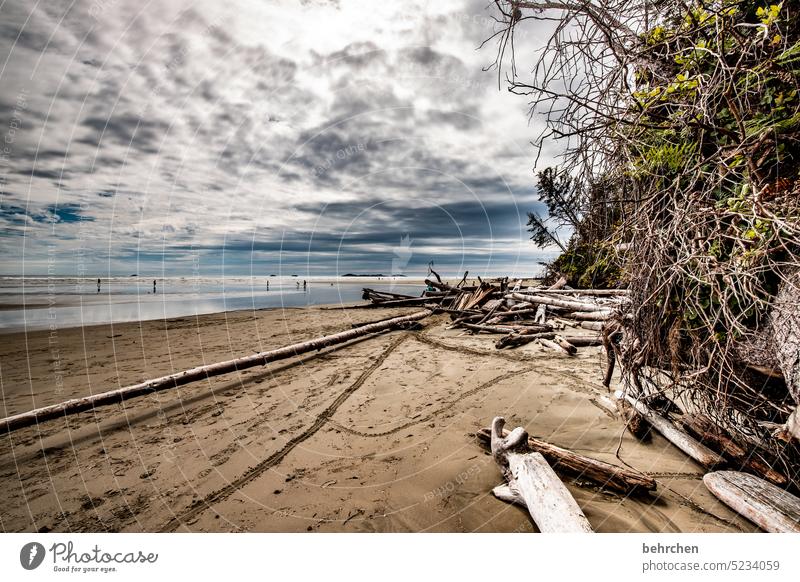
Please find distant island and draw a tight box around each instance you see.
[341,273,407,277]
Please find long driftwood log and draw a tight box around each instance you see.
[506,293,614,313]
[0,309,433,434]
[477,426,656,495]
[489,418,594,533]
[615,391,725,469]
[532,289,630,296]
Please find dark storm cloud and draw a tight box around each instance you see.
[15,167,65,181]
[79,115,171,153]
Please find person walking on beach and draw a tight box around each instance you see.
[97,278,100,293]
[153,279,157,294]
[303,279,307,291]
[266,280,269,291]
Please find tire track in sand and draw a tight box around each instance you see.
[158,335,407,532]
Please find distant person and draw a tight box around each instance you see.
[153,279,157,294]
[97,278,100,293]
[303,280,307,290]
[296,281,300,289]
[266,280,269,291]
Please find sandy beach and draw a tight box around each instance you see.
[0,304,760,533]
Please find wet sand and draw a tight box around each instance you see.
[0,305,758,533]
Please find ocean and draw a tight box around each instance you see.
[0,276,425,333]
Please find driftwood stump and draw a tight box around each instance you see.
[489,417,594,533]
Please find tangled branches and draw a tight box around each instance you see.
[488,1,800,475]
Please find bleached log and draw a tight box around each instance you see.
[0,310,433,434]
[580,321,605,331]
[784,409,800,442]
[533,288,630,296]
[615,391,725,469]
[591,394,620,418]
[704,471,800,533]
[489,418,594,533]
[506,292,613,313]
[534,303,547,324]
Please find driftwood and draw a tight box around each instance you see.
[615,391,725,469]
[703,471,800,533]
[362,296,436,308]
[495,332,556,349]
[553,335,578,355]
[679,415,787,486]
[581,321,605,331]
[565,310,613,321]
[534,288,630,296]
[361,289,416,301]
[463,323,551,335]
[424,278,455,292]
[506,293,614,313]
[558,336,602,347]
[489,418,594,533]
[591,394,620,418]
[539,337,572,355]
[616,397,652,441]
[477,426,656,495]
[0,310,433,434]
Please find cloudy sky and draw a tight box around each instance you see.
[0,0,559,277]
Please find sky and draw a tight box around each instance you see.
[0,0,561,277]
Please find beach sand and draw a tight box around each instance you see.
[0,306,758,533]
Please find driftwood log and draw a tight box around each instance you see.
[533,288,630,296]
[506,293,614,313]
[565,310,614,321]
[477,426,656,495]
[679,415,787,486]
[489,417,594,533]
[615,391,725,469]
[0,309,433,434]
[495,332,555,349]
[703,471,800,533]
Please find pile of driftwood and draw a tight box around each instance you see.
[481,413,800,533]
[363,273,629,355]
[478,373,800,533]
